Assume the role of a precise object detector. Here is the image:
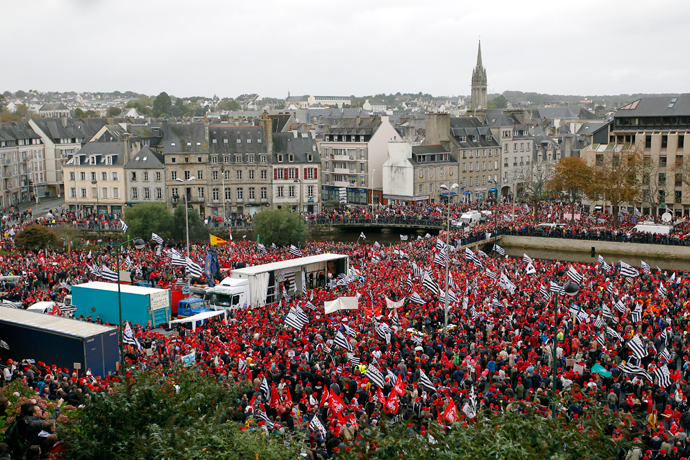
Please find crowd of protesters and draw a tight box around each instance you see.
[2,201,690,459]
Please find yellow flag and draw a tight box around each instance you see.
[210,234,228,245]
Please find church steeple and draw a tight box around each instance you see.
[470,40,488,110]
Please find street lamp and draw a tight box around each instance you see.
[294,179,302,248]
[221,166,227,226]
[551,280,580,418]
[91,179,101,252]
[116,237,146,373]
[175,177,195,256]
[439,183,458,332]
[488,179,499,254]
[370,168,376,216]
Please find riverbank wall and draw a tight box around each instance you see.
[501,235,690,260]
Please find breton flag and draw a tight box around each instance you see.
[618,363,653,383]
[284,311,307,331]
[346,353,360,366]
[539,284,550,299]
[433,252,448,268]
[549,281,561,294]
[630,303,643,323]
[525,263,536,275]
[360,232,366,240]
[606,326,623,342]
[238,358,247,373]
[151,233,164,244]
[289,245,302,257]
[567,266,583,284]
[477,250,488,258]
[409,291,425,305]
[100,265,119,282]
[185,257,203,278]
[422,273,441,296]
[210,234,228,245]
[418,369,437,393]
[485,269,497,280]
[522,254,533,264]
[309,414,327,437]
[635,207,642,217]
[435,238,448,252]
[125,256,133,270]
[400,234,409,241]
[493,244,505,256]
[659,348,672,363]
[596,334,606,348]
[257,243,267,254]
[334,331,353,352]
[304,301,317,311]
[658,283,668,297]
[412,263,424,279]
[619,261,640,278]
[122,322,142,350]
[170,249,186,267]
[640,261,651,275]
[89,264,101,277]
[405,273,412,289]
[628,335,648,360]
[120,219,128,234]
[260,377,270,401]
[499,273,516,294]
[614,299,627,313]
[654,364,672,388]
[364,365,386,388]
[256,411,274,429]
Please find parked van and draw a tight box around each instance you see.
[27,301,57,314]
[632,222,673,235]
[459,211,483,225]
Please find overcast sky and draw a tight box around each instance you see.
[2,0,688,99]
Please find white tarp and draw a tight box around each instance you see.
[385,297,405,309]
[169,309,227,331]
[324,296,359,314]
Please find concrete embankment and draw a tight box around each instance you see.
[501,235,690,260]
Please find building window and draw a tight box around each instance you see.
[676,190,682,203]
[662,135,668,149]
[197,187,204,199]
[131,188,138,199]
[70,187,76,198]
[156,188,162,199]
[224,170,230,180]
[276,169,284,179]
[143,172,149,181]
[248,155,255,163]
[144,188,150,199]
[211,156,218,163]
[91,172,97,182]
[289,186,295,197]
[248,187,255,200]
[236,188,243,200]
[261,187,267,199]
[197,170,203,180]
[102,172,108,181]
[184,170,190,180]
[277,186,284,197]
[212,188,219,200]
[235,155,242,163]
[171,171,177,180]
[288,168,295,179]
[249,170,254,179]
[261,170,267,179]
[155,172,161,181]
[80,172,86,181]
[224,188,231,200]
[236,170,242,180]
[212,171,218,181]
[307,185,314,197]
[261,155,267,163]
[113,188,119,198]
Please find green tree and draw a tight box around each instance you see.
[492,94,508,108]
[107,107,121,117]
[171,204,209,242]
[153,92,172,117]
[547,157,592,222]
[216,98,240,111]
[74,108,85,117]
[14,225,58,249]
[123,202,173,242]
[252,208,309,246]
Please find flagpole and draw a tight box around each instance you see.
[116,237,146,374]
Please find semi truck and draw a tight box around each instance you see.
[0,307,119,377]
[70,282,171,327]
[187,254,349,310]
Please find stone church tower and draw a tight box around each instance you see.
[470,41,488,110]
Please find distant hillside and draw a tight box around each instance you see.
[491,91,681,108]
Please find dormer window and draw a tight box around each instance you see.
[288,154,294,162]
[277,154,283,162]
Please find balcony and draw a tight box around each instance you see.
[332,180,349,188]
[333,167,349,174]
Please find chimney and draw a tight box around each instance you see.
[123,134,131,163]
[355,116,361,126]
[61,116,67,128]
[257,112,273,156]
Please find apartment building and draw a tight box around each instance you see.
[272,131,320,212]
[124,146,166,205]
[0,122,45,208]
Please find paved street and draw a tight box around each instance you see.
[14,196,66,218]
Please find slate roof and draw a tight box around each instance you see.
[484,113,522,127]
[208,125,267,155]
[162,122,207,154]
[68,142,127,166]
[576,122,607,135]
[615,95,690,117]
[0,122,41,142]
[450,117,483,129]
[32,118,108,144]
[412,144,449,154]
[273,133,319,162]
[39,102,69,111]
[325,116,382,135]
[268,114,292,133]
[124,146,165,170]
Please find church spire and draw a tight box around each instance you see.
[470,39,488,110]
[476,40,483,70]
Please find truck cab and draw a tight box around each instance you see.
[205,278,249,311]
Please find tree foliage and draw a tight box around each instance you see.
[124,203,173,241]
[59,368,299,460]
[107,107,121,117]
[171,204,209,243]
[252,209,309,246]
[587,146,643,225]
[547,157,592,221]
[13,224,58,249]
[491,94,509,108]
[153,92,172,117]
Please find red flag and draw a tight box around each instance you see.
[442,399,459,424]
[283,388,293,411]
[348,413,359,429]
[334,412,346,436]
[270,383,280,409]
[385,392,399,413]
[328,391,347,416]
[393,376,406,396]
[376,386,386,404]
[320,387,330,407]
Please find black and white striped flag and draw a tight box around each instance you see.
[257,243,267,254]
[628,335,648,360]
[525,263,536,275]
[601,304,613,321]
[640,261,651,275]
[619,363,653,382]
[405,273,412,289]
[549,281,561,294]
[100,265,119,282]
[523,253,533,264]
[654,364,672,388]
[375,323,392,341]
[659,348,672,363]
[606,326,623,342]
[309,414,327,437]
[493,244,505,256]
[151,233,164,245]
[409,291,425,304]
[285,312,307,331]
[185,257,203,278]
[120,219,128,234]
[289,245,302,257]
[410,335,424,346]
[619,261,640,278]
[238,358,247,373]
[256,411,274,428]
[334,331,353,352]
[658,283,668,297]
[365,365,386,388]
[412,263,424,279]
[499,273,516,294]
[419,369,437,393]
[260,377,270,401]
[125,256,132,270]
[305,301,317,311]
[567,266,583,284]
[170,249,186,266]
[614,299,627,313]
[596,334,606,348]
[660,329,669,346]
[630,303,642,323]
[346,353,360,366]
[594,315,605,329]
[477,250,488,258]
[89,264,101,277]
[436,238,447,252]
[576,310,589,324]
[486,269,497,280]
[540,284,550,299]
[122,322,142,350]
[433,252,448,268]
[422,273,441,296]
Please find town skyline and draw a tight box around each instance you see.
[2,0,688,97]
